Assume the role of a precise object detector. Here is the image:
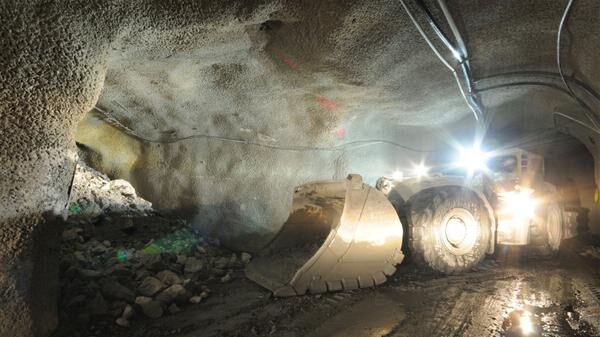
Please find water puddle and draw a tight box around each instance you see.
[500,305,597,337]
[306,294,405,337]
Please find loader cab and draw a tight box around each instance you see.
[488,148,545,187]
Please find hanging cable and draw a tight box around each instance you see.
[557,0,600,129]
[413,0,460,60]
[436,0,485,124]
[473,80,600,136]
[92,106,439,153]
[399,0,484,122]
[476,71,600,104]
[554,112,600,136]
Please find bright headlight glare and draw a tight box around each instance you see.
[412,163,429,178]
[499,188,538,220]
[519,310,534,335]
[458,146,488,172]
[391,170,404,181]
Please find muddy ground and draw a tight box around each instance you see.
[54,230,600,337]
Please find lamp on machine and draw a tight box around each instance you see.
[457,145,489,174]
[496,186,539,245]
[412,163,429,178]
[391,170,404,181]
[498,187,538,222]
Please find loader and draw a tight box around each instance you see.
[246,147,579,296]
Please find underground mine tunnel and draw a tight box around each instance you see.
[3,0,600,336]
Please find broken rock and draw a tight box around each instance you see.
[62,227,83,241]
[241,252,252,264]
[220,272,232,283]
[184,257,204,273]
[138,276,166,297]
[156,284,191,304]
[156,269,182,286]
[102,280,135,302]
[109,179,137,197]
[214,256,229,269]
[115,317,130,328]
[139,252,167,271]
[176,254,188,265]
[87,292,108,317]
[135,296,164,319]
[189,296,203,304]
[78,268,102,279]
[168,303,181,314]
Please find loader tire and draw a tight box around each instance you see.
[407,186,491,273]
[528,202,563,257]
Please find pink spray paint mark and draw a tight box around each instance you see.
[275,52,299,70]
[335,128,346,138]
[316,96,337,110]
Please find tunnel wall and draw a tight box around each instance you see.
[3,1,600,336]
[80,0,600,252]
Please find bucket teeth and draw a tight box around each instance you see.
[246,174,405,296]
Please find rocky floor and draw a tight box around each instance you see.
[53,163,600,337]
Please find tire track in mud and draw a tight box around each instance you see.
[385,271,521,337]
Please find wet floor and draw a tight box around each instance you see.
[79,238,600,337]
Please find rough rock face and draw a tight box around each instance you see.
[72,0,600,251]
[2,1,600,336]
[69,162,153,217]
[56,163,250,336]
[0,2,108,334]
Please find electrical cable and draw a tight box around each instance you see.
[435,0,485,124]
[476,71,600,103]
[477,80,573,96]
[399,0,453,72]
[476,73,600,132]
[413,0,460,60]
[399,0,483,122]
[557,0,600,129]
[92,106,439,153]
[554,112,600,136]
[474,80,600,135]
[436,0,468,59]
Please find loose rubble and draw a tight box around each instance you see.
[58,162,253,334]
[580,246,600,260]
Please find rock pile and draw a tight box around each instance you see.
[66,161,153,218]
[59,163,251,330]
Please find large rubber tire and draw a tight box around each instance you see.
[407,186,491,273]
[528,201,564,257]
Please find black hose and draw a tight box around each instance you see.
[413,0,460,59]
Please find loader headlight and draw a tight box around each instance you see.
[412,163,429,178]
[391,170,404,181]
[498,188,538,221]
[457,145,489,173]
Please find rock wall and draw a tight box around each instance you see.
[0,1,109,334]
[2,1,600,336]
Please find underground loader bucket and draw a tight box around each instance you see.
[245,174,404,296]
